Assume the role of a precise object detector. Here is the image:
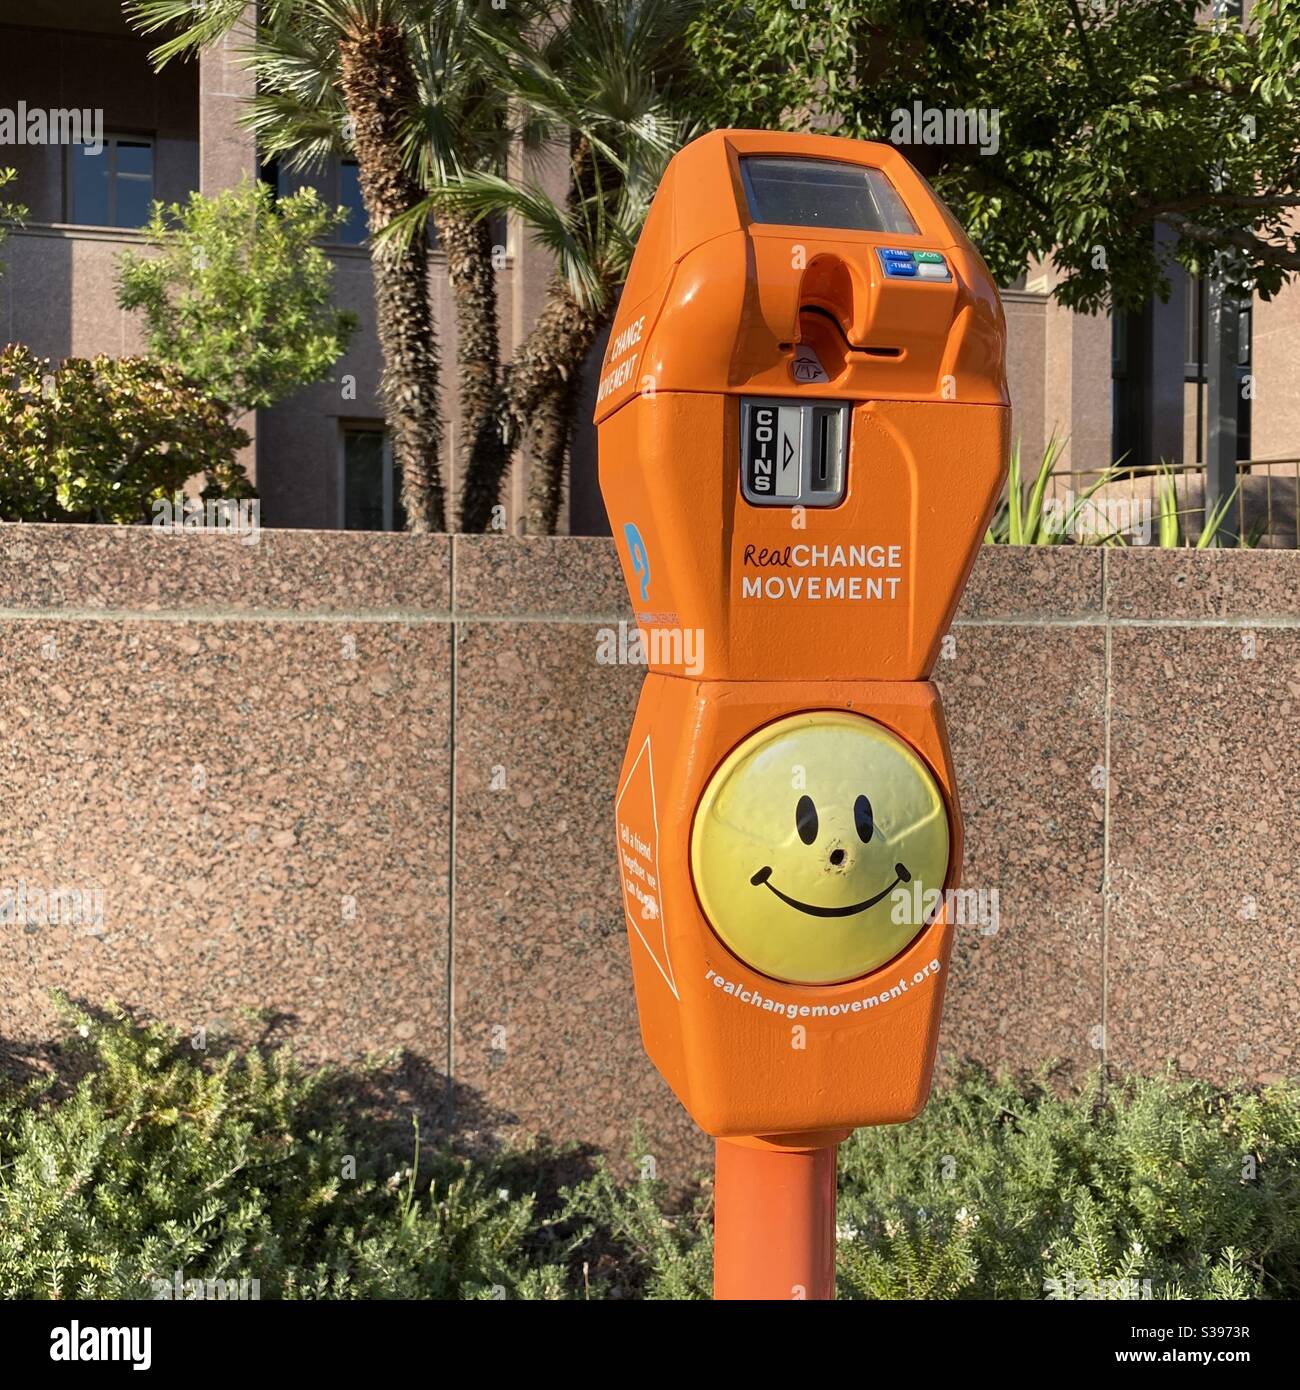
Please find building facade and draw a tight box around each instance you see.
[2,2,1297,535]
[0,1,563,533]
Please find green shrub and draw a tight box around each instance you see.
[0,1000,573,1299]
[116,180,357,423]
[0,346,249,523]
[833,1066,1300,1300]
[3,1003,1298,1300]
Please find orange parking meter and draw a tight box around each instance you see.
[596,130,1008,1300]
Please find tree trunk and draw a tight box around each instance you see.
[503,274,605,534]
[525,371,582,535]
[338,25,444,532]
[434,209,510,533]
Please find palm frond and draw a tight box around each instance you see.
[125,0,249,66]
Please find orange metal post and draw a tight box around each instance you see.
[714,1138,839,1300]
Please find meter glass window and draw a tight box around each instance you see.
[740,157,918,235]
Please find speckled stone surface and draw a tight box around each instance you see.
[0,618,452,1122]
[453,535,629,618]
[1106,548,1300,621]
[450,619,710,1182]
[1106,625,1300,1082]
[957,545,1104,622]
[0,524,451,613]
[2,530,1298,1171]
[935,625,1107,1077]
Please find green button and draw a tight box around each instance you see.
[913,250,945,263]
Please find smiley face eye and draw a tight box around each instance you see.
[854,794,874,843]
[795,795,818,845]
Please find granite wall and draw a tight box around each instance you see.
[1,528,1297,1183]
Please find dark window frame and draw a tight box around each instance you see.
[66,133,156,228]
[340,423,405,532]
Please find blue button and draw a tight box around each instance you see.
[880,248,913,261]
[885,261,918,277]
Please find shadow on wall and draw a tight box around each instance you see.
[0,998,613,1202]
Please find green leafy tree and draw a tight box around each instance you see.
[0,346,248,523]
[687,0,1300,311]
[128,0,447,532]
[0,167,27,271]
[116,179,356,422]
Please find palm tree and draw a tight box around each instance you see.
[246,0,530,533]
[127,0,447,531]
[406,2,526,534]
[428,0,702,534]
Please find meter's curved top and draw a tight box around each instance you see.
[594,130,1006,425]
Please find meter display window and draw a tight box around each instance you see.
[740,157,918,235]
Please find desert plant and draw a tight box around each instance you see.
[984,437,1120,544]
[1157,461,1182,547]
[1154,461,1256,548]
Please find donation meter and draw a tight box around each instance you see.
[596,131,1008,1298]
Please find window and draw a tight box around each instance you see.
[740,157,918,235]
[1181,273,1251,462]
[262,156,371,245]
[341,428,406,531]
[1111,310,1133,467]
[336,160,369,245]
[1236,300,1252,461]
[68,136,154,228]
[1184,274,1206,381]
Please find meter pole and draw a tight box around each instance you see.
[713,1136,840,1300]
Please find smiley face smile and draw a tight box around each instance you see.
[750,862,911,917]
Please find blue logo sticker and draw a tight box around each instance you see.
[623,522,651,602]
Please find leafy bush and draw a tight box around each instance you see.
[2,1003,1297,1300]
[0,346,249,523]
[0,1000,574,1300]
[833,1066,1300,1300]
[116,180,357,422]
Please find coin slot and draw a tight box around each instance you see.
[809,407,844,495]
[799,304,902,359]
[740,398,850,508]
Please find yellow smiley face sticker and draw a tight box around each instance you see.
[690,712,951,985]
